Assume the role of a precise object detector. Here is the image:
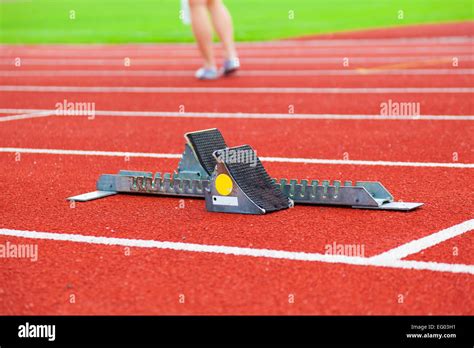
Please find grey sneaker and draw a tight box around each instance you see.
[195,67,219,80]
[222,57,240,75]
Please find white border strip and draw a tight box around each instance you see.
[1,36,471,48]
[0,108,472,121]
[0,147,472,168]
[0,227,472,275]
[0,51,473,61]
[2,45,472,56]
[259,156,474,168]
[0,111,55,122]
[1,69,473,77]
[0,147,182,159]
[0,85,472,94]
[371,219,474,261]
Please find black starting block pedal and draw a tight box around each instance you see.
[205,145,293,214]
[181,128,227,177]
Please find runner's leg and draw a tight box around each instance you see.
[207,0,237,60]
[189,0,216,68]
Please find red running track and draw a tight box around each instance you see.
[0,116,473,163]
[0,22,473,315]
[1,91,472,115]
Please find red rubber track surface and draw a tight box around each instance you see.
[0,116,473,163]
[1,91,472,115]
[2,62,473,70]
[0,22,473,315]
[294,21,474,39]
[2,75,473,88]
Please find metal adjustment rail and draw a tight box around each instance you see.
[274,179,421,211]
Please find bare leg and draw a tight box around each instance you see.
[189,0,216,68]
[207,0,238,59]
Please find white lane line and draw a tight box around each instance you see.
[259,156,474,168]
[1,69,473,77]
[4,46,473,54]
[0,108,472,120]
[1,36,471,48]
[371,219,474,261]
[1,85,472,94]
[0,228,472,275]
[0,111,55,122]
[231,36,474,46]
[1,46,472,57]
[0,147,182,159]
[0,147,472,168]
[1,55,472,66]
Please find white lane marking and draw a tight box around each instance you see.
[227,36,474,47]
[371,219,474,261]
[1,46,472,57]
[1,85,472,94]
[0,228,472,275]
[259,156,474,168]
[0,108,472,120]
[1,69,473,77]
[0,147,472,168]
[0,36,471,48]
[1,55,472,66]
[0,111,55,122]
[0,147,182,159]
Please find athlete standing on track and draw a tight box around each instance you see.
[184,0,240,80]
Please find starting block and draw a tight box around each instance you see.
[68,128,423,214]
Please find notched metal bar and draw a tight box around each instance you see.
[107,172,210,198]
[275,178,380,207]
[273,178,422,211]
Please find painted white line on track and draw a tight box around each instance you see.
[1,69,473,77]
[0,147,472,168]
[0,111,55,122]
[371,219,474,261]
[0,228,472,275]
[1,36,471,48]
[1,55,472,66]
[259,156,474,168]
[1,46,472,57]
[0,108,472,120]
[0,147,182,159]
[1,85,472,94]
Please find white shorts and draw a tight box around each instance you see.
[180,0,191,25]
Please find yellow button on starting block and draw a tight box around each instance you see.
[215,174,233,196]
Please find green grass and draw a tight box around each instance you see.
[0,0,472,43]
